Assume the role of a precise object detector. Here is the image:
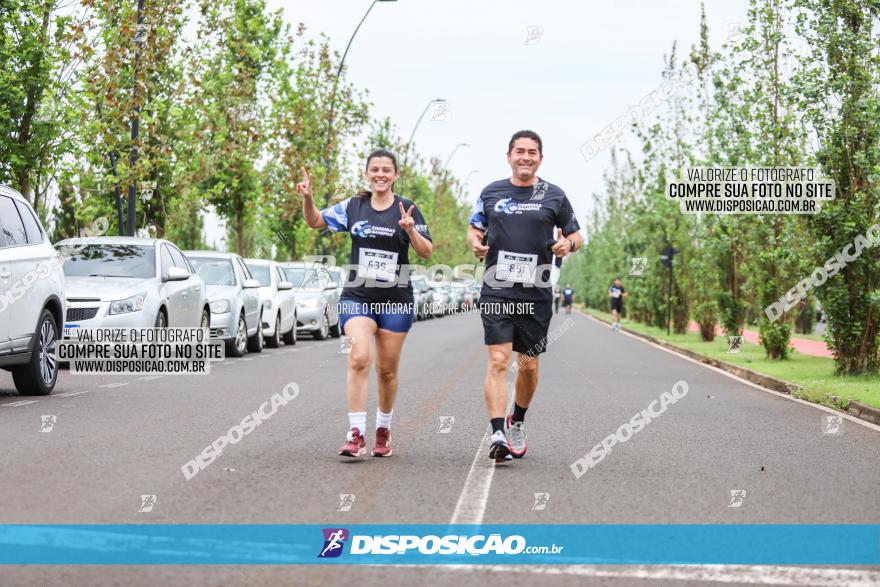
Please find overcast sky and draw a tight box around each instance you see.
[206,0,748,247]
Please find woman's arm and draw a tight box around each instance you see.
[296,167,326,229]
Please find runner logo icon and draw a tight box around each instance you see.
[318,528,349,558]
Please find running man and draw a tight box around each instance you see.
[561,283,575,314]
[297,149,433,457]
[552,285,561,314]
[609,277,627,331]
[468,130,582,462]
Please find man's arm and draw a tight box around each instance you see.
[468,224,489,259]
[550,230,583,257]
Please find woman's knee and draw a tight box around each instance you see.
[348,347,372,372]
[375,363,398,384]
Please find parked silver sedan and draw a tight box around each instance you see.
[244,259,297,347]
[57,237,209,336]
[185,251,262,357]
[280,262,340,340]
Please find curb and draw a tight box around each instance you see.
[582,309,880,427]
[848,400,880,425]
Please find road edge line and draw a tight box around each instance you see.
[579,311,880,433]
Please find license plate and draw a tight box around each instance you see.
[63,323,80,339]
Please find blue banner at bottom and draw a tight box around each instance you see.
[0,524,876,565]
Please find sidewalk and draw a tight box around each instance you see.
[686,321,833,358]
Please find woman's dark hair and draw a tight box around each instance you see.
[357,149,399,199]
[507,130,543,155]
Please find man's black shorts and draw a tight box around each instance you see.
[611,298,623,312]
[479,296,553,355]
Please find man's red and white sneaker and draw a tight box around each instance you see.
[372,427,392,457]
[506,415,527,458]
[339,428,367,457]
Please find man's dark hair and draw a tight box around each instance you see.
[507,130,543,155]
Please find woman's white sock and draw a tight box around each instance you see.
[348,412,367,435]
[376,409,393,430]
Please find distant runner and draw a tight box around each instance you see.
[609,277,627,332]
[561,283,575,314]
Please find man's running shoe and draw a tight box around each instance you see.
[506,415,527,458]
[488,430,512,462]
[372,427,392,457]
[339,428,366,457]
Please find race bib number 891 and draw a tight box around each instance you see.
[496,250,538,284]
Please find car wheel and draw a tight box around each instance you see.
[314,311,330,340]
[266,312,281,348]
[247,312,264,352]
[282,315,297,346]
[155,308,168,328]
[225,313,247,358]
[12,310,59,396]
[200,307,210,329]
[329,314,341,338]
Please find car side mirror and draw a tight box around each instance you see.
[278,281,293,291]
[166,267,190,281]
[243,278,261,289]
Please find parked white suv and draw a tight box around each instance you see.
[0,185,65,395]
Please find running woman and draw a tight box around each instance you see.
[297,149,433,457]
[609,277,627,331]
[561,283,575,314]
[468,130,582,462]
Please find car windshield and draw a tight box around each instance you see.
[284,267,327,291]
[59,244,156,278]
[189,258,236,286]
[246,264,271,287]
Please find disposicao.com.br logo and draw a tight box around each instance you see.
[319,528,563,558]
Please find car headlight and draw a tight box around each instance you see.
[210,299,230,314]
[109,294,145,315]
[298,298,319,309]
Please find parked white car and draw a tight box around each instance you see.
[185,251,262,357]
[244,258,297,347]
[280,262,341,339]
[57,237,210,336]
[0,185,65,395]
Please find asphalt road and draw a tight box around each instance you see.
[1,308,878,587]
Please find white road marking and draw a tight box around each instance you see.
[2,400,38,407]
[99,382,129,389]
[139,376,163,381]
[240,358,253,362]
[450,382,514,525]
[394,564,880,586]
[56,391,90,397]
[579,313,880,433]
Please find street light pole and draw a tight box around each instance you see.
[401,98,445,175]
[443,142,469,170]
[320,0,396,209]
[127,0,145,237]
